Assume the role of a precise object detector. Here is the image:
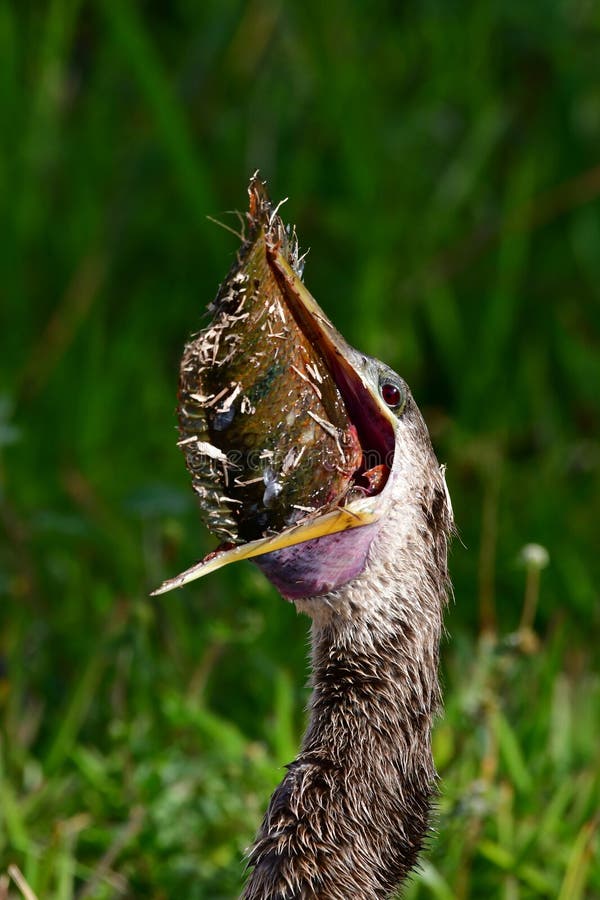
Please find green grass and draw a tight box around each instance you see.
[1,1,599,897]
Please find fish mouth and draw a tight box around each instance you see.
[152,199,397,597]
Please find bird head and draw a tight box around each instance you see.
[153,178,448,602]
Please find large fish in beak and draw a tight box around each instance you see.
[153,175,403,599]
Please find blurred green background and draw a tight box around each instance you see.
[1,1,599,897]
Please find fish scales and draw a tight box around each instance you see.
[178,177,362,544]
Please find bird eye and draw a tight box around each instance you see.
[380,381,404,411]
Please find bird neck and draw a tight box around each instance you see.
[243,593,442,900]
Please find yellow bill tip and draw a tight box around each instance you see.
[151,502,380,596]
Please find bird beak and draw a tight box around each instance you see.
[152,220,397,597]
[269,250,399,448]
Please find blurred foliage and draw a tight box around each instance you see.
[0,0,599,897]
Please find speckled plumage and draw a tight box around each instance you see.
[243,395,453,899]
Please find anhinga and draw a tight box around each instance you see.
[154,176,453,899]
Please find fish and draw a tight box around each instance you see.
[178,176,363,544]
